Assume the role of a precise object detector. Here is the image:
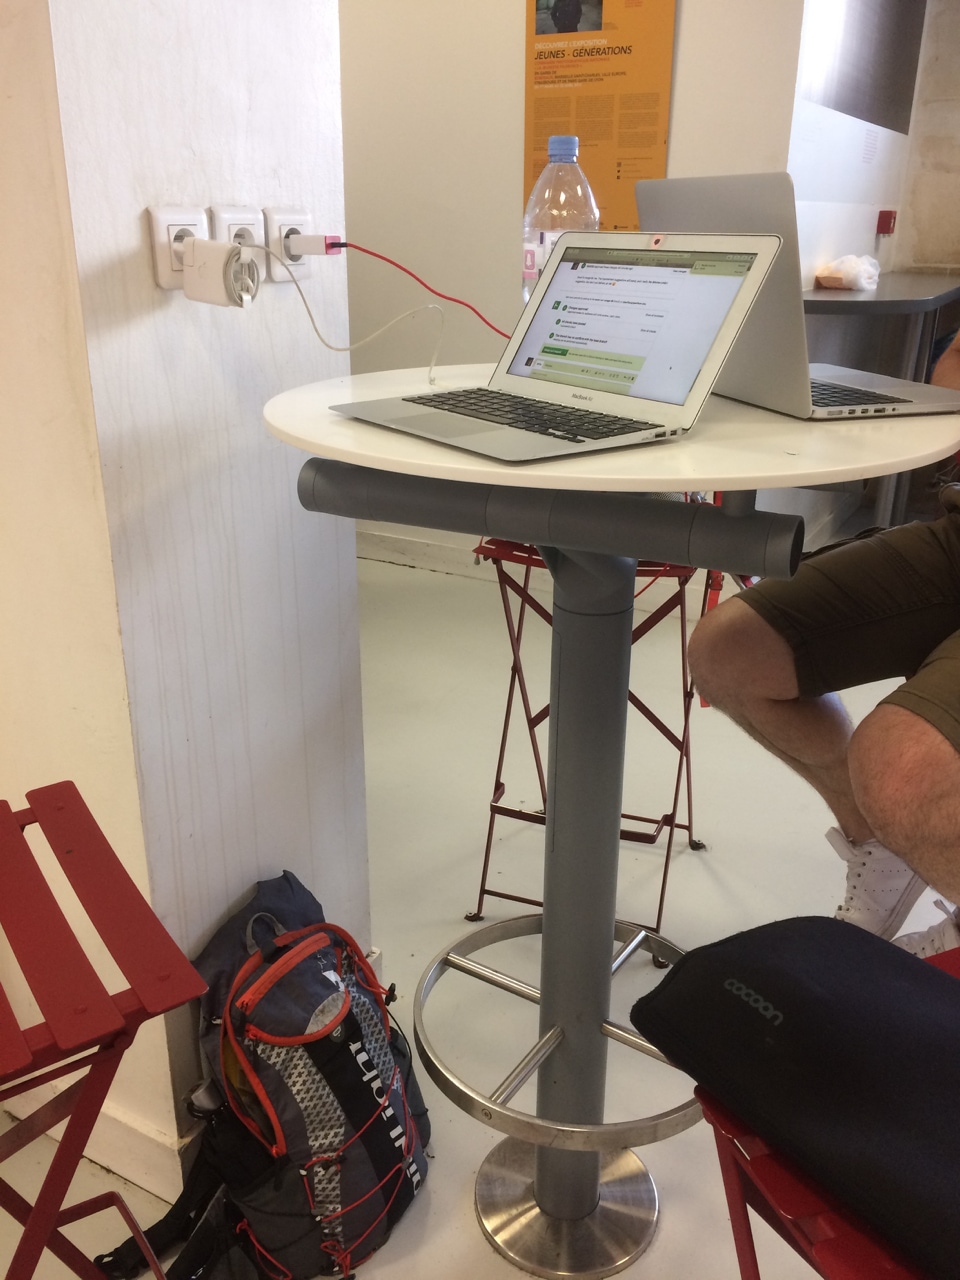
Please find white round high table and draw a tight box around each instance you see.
[265,363,960,492]
[266,367,960,1279]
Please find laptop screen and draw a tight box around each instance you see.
[507,246,759,406]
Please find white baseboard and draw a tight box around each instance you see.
[4,1088,192,1204]
[356,523,496,578]
[365,945,383,982]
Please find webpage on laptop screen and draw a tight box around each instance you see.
[508,247,756,405]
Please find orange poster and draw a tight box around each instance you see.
[525,0,676,230]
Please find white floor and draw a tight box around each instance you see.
[1,549,945,1279]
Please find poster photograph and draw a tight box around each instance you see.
[525,0,677,230]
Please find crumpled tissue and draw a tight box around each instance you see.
[814,255,880,291]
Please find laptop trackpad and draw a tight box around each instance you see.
[405,412,498,440]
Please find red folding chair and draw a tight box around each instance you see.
[467,538,707,929]
[698,946,960,1280]
[0,781,207,1279]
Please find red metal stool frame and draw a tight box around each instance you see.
[0,780,207,1280]
[698,946,960,1280]
[467,538,716,931]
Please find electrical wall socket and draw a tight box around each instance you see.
[148,206,209,290]
[148,204,330,292]
[210,205,266,278]
[263,207,313,282]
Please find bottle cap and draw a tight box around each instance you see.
[547,135,579,162]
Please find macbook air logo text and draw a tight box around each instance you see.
[571,392,593,402]
[724,978,783,1025]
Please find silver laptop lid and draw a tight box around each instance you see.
[488,230,782,434]
[635,173,814,418]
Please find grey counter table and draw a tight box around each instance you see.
[802,270,960,382]
[803,272,960,524]
[265,366,960,1279]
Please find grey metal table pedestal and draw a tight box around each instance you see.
[299,458,804,1278]
[415,914,693,1277]
[476,1141,657,1279]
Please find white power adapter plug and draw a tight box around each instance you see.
[178,237,261,308]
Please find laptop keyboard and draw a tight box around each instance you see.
[403,388,663,443]
[810,379,909,409]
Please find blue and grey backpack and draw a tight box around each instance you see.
[96,872,429,1279]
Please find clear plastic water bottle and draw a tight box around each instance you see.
[522,135,600,305]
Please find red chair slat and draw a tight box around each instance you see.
[743,1150,831,1222]
[26,783,206,1014]
[814,1232,922,1280]
[925,945,960,980]
[0,984,32,1078]
[0,803,122,1051]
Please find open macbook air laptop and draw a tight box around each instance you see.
[635,171,960,419]
[330,230,781,462]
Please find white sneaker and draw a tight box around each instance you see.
[893,900,960,958]
[827,827,926,940]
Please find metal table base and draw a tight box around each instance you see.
[299,460,803,1277]
[476,1140,657,1280]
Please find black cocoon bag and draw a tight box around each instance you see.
[629,916,960,1280]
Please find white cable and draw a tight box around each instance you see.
[226,247,260,307]
[260,245,446,385]
[175,235,261,308]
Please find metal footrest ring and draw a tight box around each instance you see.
[413,913,701,1152]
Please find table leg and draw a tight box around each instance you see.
[875,473,898,526]
[536,548,635,1213]
[475,548,659,1277]
[913,309,940,384]
[876,309,942,527]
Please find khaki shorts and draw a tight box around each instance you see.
[738,499,960,753]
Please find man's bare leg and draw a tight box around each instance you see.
[687,597,870,838]
[688,596,928,939]
[850,703,960,906]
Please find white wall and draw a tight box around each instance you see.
[2,0,368,1200]
[787,0,960,288]
[339,0,526,375]
[667,0,804,178]
[0,0,173,1183]
[894,0,960,273]
[0,8,139,871]
[340,0,803,379]
[787,1,917,286]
